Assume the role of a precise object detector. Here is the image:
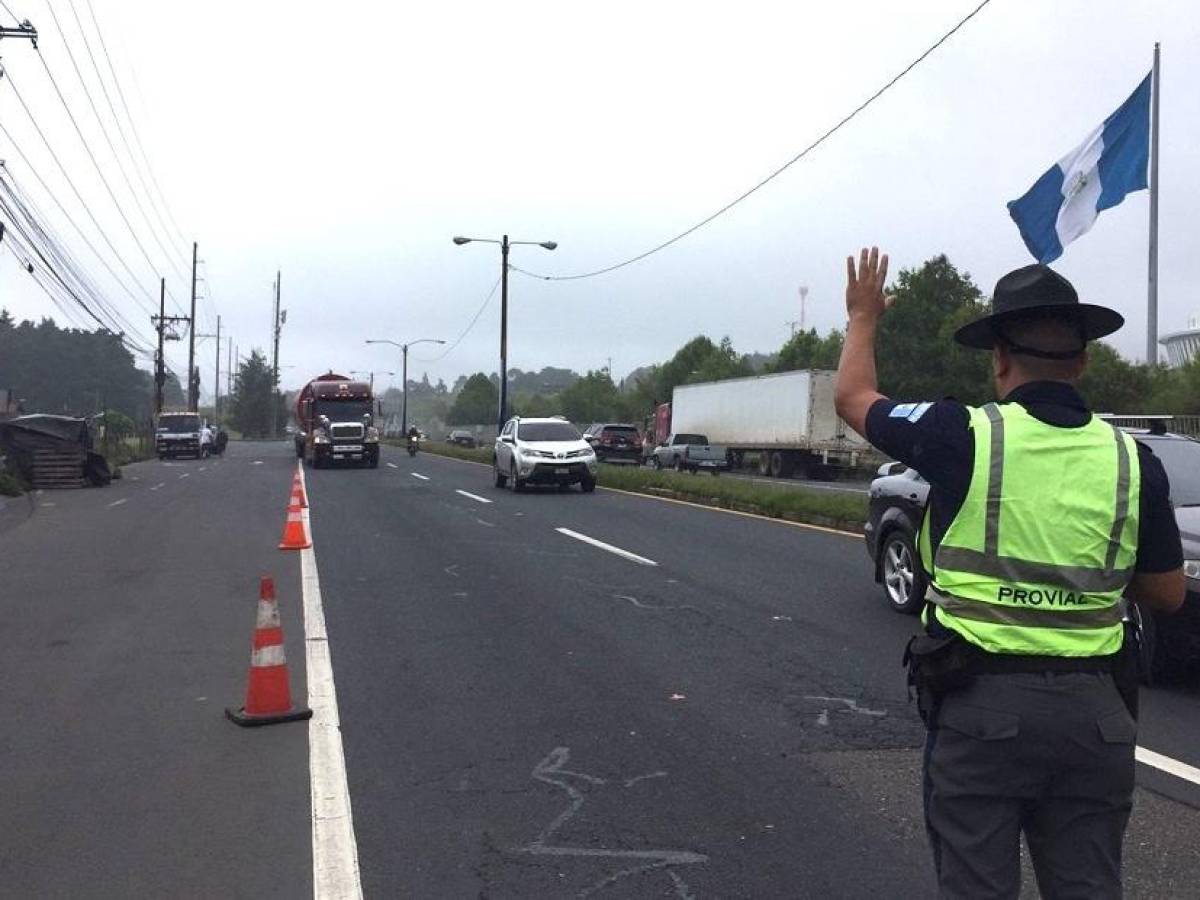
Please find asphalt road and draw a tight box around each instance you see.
[3,439,1200,897]
[0,443,311,898]
[308,444,1200,898]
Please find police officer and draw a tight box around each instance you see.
[834,248,1185,899]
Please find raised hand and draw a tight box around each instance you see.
[845,246,891,322]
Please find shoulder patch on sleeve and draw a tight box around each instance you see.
[889,401,933,422]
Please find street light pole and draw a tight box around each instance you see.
[499,235,509,431]
[452,234,557,431]
[365,339,444,436]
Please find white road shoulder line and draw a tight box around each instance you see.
[555,527,658,567]
[1137,745,1200,786]
[410,472,430,481]
[386,462,398,469]
[456,489,492,504]
[298,465,364,899]
[107,498,128,508]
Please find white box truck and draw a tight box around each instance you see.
[669,370,871,478]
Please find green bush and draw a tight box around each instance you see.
[596,465,867,532]
[0,470,28,496]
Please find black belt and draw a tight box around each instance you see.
[966,649,1120,675]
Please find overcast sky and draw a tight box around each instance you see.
[0,0,1196,399]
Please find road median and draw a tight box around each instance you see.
[406,441,868,533]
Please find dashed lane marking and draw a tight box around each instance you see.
[386,462,398,469]
[107,498,128,508]
[411,473,430,481]
[455,489,493,504]
[1137,746,1200,787]
[150,482,165,491]
[555,527,658,567]
[413,451,862,538]
[178,473,189,480]
[297,464,364,899]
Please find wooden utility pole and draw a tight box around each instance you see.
[270,271,283,437]
[188,241,198,410]
[151,276,189,415]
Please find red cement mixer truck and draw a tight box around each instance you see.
[293,372,380,468]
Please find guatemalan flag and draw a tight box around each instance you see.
[1008,74,1151,264]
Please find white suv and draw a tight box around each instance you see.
[494,417,598,493]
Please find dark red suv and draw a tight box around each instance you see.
[583,423,643,464]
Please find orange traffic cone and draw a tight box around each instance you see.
[279,504,312,550]
[226,577,312,727]
[291,472,308,508]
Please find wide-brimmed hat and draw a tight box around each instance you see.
[953,264,1124,350]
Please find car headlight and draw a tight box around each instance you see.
[1184,559,1200,581]
[521,448,554,459]
[365,427,380,442]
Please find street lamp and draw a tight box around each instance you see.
[452,234,557,430]
[365,338,445,435]
[350,370,395,393]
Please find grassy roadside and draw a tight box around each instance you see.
[407,440,868,533]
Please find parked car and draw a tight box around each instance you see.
[864,462,929,615]
[651,432,728,475]
[493,416,598,492]
[583,423,643,464]
[446,430,478,449]
[864,431,1200,683]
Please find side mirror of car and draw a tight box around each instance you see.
[501,435,514,444]
[878,461,907,477]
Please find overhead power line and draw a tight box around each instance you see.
[413,276,502,363]
[0,64,158,313]
[42,0,189,284]
[30,47,188,312]
[512,0,993,282]
[83,0,190,252]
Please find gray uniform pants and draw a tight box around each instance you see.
[924,672,1137,899]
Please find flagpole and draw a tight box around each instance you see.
[1146,42,1161,364]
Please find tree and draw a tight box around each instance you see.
[447,373,498,425]
[228,350,283,438]
[875,255,992,404]
[0,309,158,419]
[769,328,844,373]
[559,370,621,424]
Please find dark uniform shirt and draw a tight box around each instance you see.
[865,380,1182,577]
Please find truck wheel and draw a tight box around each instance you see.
[510,461,525,493]
[674,457,685,473]
[757,452,771,476]
[494,458,508,488]
[653,456,663,471]
[581,474,596,493]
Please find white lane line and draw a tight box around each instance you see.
[150,482,165,491]
[107,498,128,508]
[297,464,364,899]
[410,472,430,481]
[555,527,658,567]
[456,489,493,504]
[179,473,189,479]
[1137,745,1200,786]
[199,466,207,472]
[386,462,398,469]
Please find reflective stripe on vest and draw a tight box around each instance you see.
[918,402,1140,656]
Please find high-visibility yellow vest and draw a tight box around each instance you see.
[918,401,1140,656]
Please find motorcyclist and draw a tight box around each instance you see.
[407,426,420,455]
